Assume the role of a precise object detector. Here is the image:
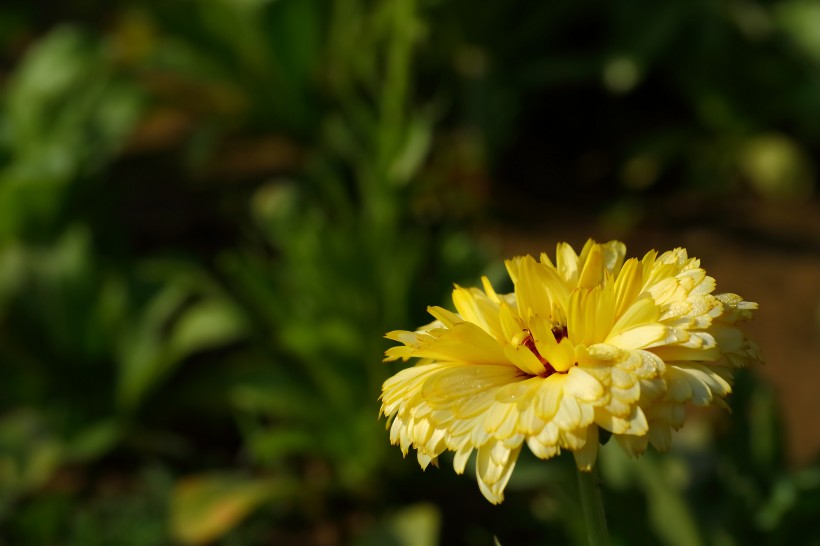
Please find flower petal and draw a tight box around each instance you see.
[476,441,522,504]
[572,425,599,470]
[606,323,669,350]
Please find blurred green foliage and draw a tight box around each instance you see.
[0,0,819,544]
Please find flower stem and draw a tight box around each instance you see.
[576,464,610,546]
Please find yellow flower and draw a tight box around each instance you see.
[380,240,760,503]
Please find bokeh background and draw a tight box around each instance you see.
[1,1,820,544]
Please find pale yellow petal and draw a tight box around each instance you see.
[533,375,564,421]
[565,367,605,403]
[417,452,435,469]
[572,425,599,470]
[453,444,474,474]
[556,242,580,286]
[422,364,522,407]
[476,442,522,504]
[553,395,583,431]
[599,240,627,276]
[594,405,648,435]
[666,364,732,406]
[483,402,514,437]
[526,436,560,459]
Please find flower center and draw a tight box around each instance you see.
[521,325,569,378]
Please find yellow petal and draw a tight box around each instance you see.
[615,258,643,317]
[507,256,554,317]
[542,338,576,372]
[504,342,546,375]
[452,285,503,340]
[530,316,557,353]
[426,305,462,328]
[568,286,614,346]
[424,322,510,363]
[481,276,501,304]
[483,402,514,437]
[498,301,524,342]
[609,295,659,339]
[578,244,604,288]
[606,323,668,350]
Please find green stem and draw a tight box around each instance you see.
[576,464,611,546]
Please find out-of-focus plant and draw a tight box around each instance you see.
[0,22,252,543]
[1,1,488,542]
[0,26,140,241]
[176,0,487,542]
[0,27,140,514]
[77,0,489,543]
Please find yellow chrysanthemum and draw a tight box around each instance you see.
[380,239,760,503]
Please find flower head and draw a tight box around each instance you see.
[380,239,760,503]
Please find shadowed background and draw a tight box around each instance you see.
[1,1,819,545]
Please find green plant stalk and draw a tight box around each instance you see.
[577,464,611,546]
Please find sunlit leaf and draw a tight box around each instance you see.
[170,473,291,545]
[168,299,247,362]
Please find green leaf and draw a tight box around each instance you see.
[167,299,247,363]
[66,420,122,463]
[116,283,189,411]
